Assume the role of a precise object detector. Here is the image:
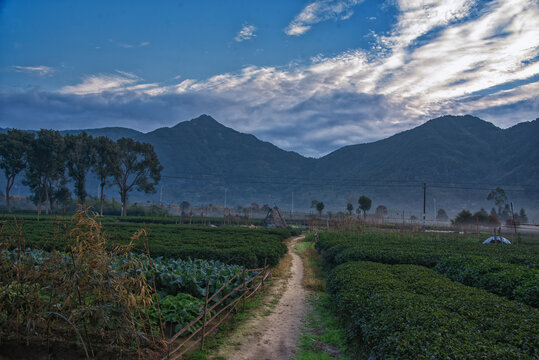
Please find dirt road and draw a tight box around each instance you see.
[220,235,309,360]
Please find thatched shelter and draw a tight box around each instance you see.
[264,207,287,228]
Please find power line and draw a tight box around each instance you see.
[429,185,539,193]
[159,174,539,193]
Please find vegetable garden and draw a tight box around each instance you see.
[0,212,291,358]
[312,231,539,359]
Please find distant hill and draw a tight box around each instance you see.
[317,115,539,185]
[2,114,538,218]
[141,115,313,181]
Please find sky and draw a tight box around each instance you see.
[0,0,538,157]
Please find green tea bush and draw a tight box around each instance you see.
[435,255,539,307]
[315,231,538,268]
[315,231,539,305]
[328,261,539,359]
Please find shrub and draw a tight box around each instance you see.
[435,255,539,307]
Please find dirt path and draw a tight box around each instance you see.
[219,235,309,360]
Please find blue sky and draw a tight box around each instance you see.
[1,0,538,156]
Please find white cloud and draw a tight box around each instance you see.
[158,0,538,151]
[235,24,257,42]
[285,0,363,36]
[59,70,160,95]
[371,0,539,115]
[47,0,539,156]
[109,39,150,48]
[114,70,138,79]
[12,65,55,76]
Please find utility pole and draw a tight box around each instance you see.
[291,192,294,215]
[159,185,163,205]
[423,183,426,229]
[510,202,518,244]
[434,198,437,224]
[223,188,228,225]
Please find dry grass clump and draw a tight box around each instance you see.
[0,210,164,358]
[271,252,293,279]
[295,240,326,292]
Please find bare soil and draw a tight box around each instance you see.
[217,235,310,360]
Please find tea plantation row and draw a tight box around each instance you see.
[315,231,538,306]
[315,231,538,268]
[313,231,539,358]
[0,215,298,267]
[328,261,538,359]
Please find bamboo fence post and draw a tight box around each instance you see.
[201,283,210,350]
[242,269,246,311]
[262,258,267,287]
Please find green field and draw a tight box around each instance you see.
[313,231,539,359]
[0,213,298,268]
[0,212,295,357]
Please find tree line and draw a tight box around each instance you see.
[453,187,528,226]
[0,129,162,216]
[311,195,375,217]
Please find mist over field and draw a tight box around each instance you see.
[2,114,538,222]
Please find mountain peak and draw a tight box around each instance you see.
[169,114,225,131]
[426,114,488,125]
[420,114,500,133]
[192,114,216,121]
[189,114,220,126]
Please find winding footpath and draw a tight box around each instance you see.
[223,235,309,360]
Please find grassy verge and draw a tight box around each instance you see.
[295,241,325,292]
[294,237,350,360]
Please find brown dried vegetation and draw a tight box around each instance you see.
[0,210,165,358]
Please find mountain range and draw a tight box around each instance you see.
[2,114,538,219]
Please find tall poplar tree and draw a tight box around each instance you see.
[24,129,67,214]
[65,132,95,206]
[114,138,162,216]
[93,136,120,215]
[0,129,34,213]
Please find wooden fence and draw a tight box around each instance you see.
[161,265,271,360]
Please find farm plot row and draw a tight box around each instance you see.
[0,214,294,267]
[328,261,539,359]
[314,231,538,306]
[1,212,289,356]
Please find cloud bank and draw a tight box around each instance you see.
[1,0,538,157]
